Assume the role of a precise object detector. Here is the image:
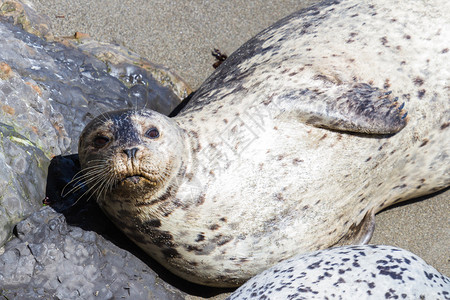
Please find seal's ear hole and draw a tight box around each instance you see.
[145,127,160,139]
[93,136,110,148]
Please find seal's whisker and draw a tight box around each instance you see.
[62,168,109,197]
[98,174,115,201]
[70,174,109,205]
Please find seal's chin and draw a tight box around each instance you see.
[118,175,158,189]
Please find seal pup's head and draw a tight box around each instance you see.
[78,109,187,204]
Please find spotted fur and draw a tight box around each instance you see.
[228,245,450,300]
[79,0,449,287]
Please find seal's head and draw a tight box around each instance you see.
[78,109,186,202]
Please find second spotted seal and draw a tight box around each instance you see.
[78,0,449,287]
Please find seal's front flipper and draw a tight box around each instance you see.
[334,210,375,246]
[280,83,408,135]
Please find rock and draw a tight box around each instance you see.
[0,0,190,246]
[0,124,48,248]
[0,206,187,299]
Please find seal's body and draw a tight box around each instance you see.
[228,245,450,299]
[79,0,449,287]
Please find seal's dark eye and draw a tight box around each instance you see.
[93,136,110,148]
[145,127,160,139]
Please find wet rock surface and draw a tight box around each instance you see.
[0,207,187,299]
[0,123,48,247]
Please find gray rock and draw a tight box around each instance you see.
[0,206,187,299]
[0,123,49,247]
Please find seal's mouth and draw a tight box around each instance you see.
[119,174,157,187]
[123,175,142,184]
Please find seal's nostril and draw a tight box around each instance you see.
[123,148,139,159]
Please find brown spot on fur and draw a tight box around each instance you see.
[274,193,284,201]
[442,48,449,53]
[417,89,426,98]
[380,36,388,46]
[419,139,429,147]
[185,172,194,181]
[216,235,233,246]
[393,184,407,189]
[209,224,220,231]
[196,194,206,206]
[365,156,372,162]
[392,198,402,204]
[403,34,411,39]
[195,233,205,242]
[328,228,337,235]
[292,158,303,165]
[162,248,180,258]
[277,154,285,160]
[440,122,449,130]
[383,79,391,89]
[163,209,174,217]
[302,205,310,211]
[223,119,228,124]
[186,245,203,252]
[319,133,328,141]
[137,188,172,206]
[400,61,406,65]
[144,219,161,227]
[413,77,424,86]
[220,217,227,222]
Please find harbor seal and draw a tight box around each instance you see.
[78,0,449,287]
[227,245,450,299]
